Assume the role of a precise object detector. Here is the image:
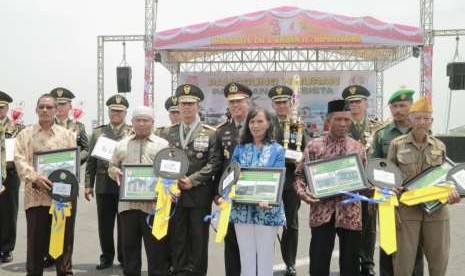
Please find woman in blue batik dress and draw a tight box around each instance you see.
[230,107,286,276]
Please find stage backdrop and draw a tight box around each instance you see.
[179,71,377,131]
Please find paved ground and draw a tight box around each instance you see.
[2,186,465,275]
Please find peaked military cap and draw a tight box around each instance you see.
[175,84,204,103]
[388,88,415,104]
[327,99,350,113]
[409,96,432,114]
[224,82,252,101]
[165,96,179,112]
[0,91,13,107]
[50,87,75,103]
[106,94,129,111]
[341,85,370,100]
[268,85,293,102]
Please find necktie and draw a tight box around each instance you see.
[184,125,190,138]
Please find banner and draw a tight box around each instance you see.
[179,71,377,132]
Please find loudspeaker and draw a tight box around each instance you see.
[446,62,465,90]
[117,66,132,93]
[436,135,465,163]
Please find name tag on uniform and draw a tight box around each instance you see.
[5,138,15,162]
[91,136,118,161]
[285,149,303,161]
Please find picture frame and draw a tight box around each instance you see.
[447,163,465,196]
[404,158,455,214]
[303,153,368,199]
[33,147,80,179]
[90,136,118,162]
[233,167,286,206]
[120,164,158,201]
[218,162,241,196]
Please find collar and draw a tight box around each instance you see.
[129,133,156,142]
[0,117,7,124]
[110,122,124,132]
[405,132,435,146]
[233,119,245,128]
[32,123,59,135]
[326,132,347,143]
[182,117,200,129]
[388,121,410,134]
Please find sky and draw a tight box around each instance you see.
[1,0,464,133]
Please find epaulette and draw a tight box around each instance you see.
[202,124,216,131]
[166,123,179,128]
[93,124,105,129]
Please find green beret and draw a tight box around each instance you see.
[388,89,414,104]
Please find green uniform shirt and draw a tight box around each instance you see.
[370,121,410,159]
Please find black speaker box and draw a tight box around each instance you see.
[117,66,132,93]
[436,135,465,163]
[446,62,465,90]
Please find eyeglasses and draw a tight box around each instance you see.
[37,105,55,110]
[411,116,433,122]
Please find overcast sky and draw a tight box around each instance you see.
[1,0,464,133]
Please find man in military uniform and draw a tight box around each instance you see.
[388,97,461,276]
[214,82,252,276]
[0,91,25,263]
[155,96,180,136]
[50,87,89,165]
[371,88,425,276]
[162,84,221,276]
[84,94,131,269]
[268,85,308,276]
[342,84,381,276]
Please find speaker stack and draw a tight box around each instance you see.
[436,135,465,163]
[117,66,132,93]
[446,62,465,90]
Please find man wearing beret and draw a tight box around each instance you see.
[84,94,131,269]
[342,85,381,276]
[213,82,252,276]
[155,96,180,136]
[161,84,221,276]
[0,91,25,263]
[108,106,171,276]
[294,99,367,276]
[268,85,308,276]
[388,97,461,276]
[371,88,424,276]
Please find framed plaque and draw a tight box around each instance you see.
[153,147,189,180]
[447,163,465,196]
[234,167,286,206]
[120,164,158,201]
[366,158,403,189]
[218,162,240,196]
[303,153,368,199]
[48,169,79,202]
[404,158,455,214]
[90,136,118,162]
[33,147,80,179]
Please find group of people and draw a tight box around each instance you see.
[0,80,460,276]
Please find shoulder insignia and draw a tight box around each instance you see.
[93,124,105,129]
[202,124,216,131]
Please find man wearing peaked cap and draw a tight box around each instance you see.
[84,94,131,270]
[214,82,252,276]
[294,98,367,276]
[155,96,181,136]
[50,87,75,103]
[0,91,25,263]
[371,88,424,276]
[342,85,371,101]
[268,85,293,102]
[165,96,179,113]
[175,83,204,103]
[388,96,461,275]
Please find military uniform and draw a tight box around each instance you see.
[155,96,179,136]
[84,94,131,268]
[162,84,221,276]
[0,91,25,262]
[268,85,308,276]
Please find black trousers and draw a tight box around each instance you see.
[170,206,210,276]
[310,216,361,276]
[359,201,376,273]
[120,210,170,276]
[26,205,75,276]
[96,193,123,264]
[379,243,424,276]
[0,170,19,254]
[280,188,301,268]
[224,223,240,276]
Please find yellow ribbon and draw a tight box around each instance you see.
[215,186,235,243]
[374,188,398,255]
[400,184,454,206]
[48,200,72,259]
[152,178,180,240]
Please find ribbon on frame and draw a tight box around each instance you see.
[48,200,72,258]
[152,178,180,240]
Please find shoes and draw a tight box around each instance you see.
[361,267,376,276]
[285,266,297,276]
[1,251,13,263]
[96,262,112,270]
[43,256,56,268]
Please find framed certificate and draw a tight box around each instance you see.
[33,147,80,179]
[404,158,455,214]
[233,167,285,206]
[120,164,158,201]
[304,153,368,198]
[90,136,118,162]
[447,163,465,196]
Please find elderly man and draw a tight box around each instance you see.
[162,84,221,276]
[109,106,170,276]
[0,91,25,263]
[14,94,76,276]
[214,82,252,276]
[84,94,131,269]
[294,99,367,276]
[389,97,460,276]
